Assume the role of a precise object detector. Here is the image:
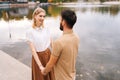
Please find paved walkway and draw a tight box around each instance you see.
[0,50,31,80]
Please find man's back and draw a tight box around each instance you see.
[52,30,79,80]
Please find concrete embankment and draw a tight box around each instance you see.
[0,50,31,80]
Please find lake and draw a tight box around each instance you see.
[0,2,120,80]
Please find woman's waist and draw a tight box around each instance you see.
[35,44,50,52]
[36,48,50,54]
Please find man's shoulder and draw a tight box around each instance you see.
[73,32,79,40]
[54,38,62,44]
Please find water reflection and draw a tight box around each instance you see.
[9,7,29,18]
[0,5,120,21]
[0,3,120,80]
[91,5,120,16]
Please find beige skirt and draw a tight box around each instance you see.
[32,48,55,80]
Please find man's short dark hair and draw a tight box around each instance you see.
[61,9,77,29]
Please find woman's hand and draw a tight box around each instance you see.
[39,65,44,70]
[40,66,47,75]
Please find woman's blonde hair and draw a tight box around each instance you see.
[32,7,46,28]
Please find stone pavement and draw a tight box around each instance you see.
[0,50,31,80]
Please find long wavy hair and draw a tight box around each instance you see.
[32,7,46,28]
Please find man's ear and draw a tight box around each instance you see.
[62,20,66,26]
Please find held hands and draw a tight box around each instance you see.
[39,66,47,75]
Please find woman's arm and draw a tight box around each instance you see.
[28,41,44,70]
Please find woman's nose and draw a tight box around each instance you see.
[41,16,45,20]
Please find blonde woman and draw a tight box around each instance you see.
[26,7,55,80]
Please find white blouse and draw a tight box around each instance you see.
[26,27,51,52]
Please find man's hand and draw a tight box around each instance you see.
[41,55,58,75]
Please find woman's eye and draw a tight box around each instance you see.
[39,15,45,18]
[39,15,42,17]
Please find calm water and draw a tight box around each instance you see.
[0,3,120,80]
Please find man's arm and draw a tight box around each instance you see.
[41,54,58,75]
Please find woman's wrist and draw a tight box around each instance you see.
[39,65,43,70]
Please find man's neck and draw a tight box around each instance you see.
[63,26,72,32]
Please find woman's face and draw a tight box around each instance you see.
[35,12,46,26]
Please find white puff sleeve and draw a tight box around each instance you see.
[26,30,33,42]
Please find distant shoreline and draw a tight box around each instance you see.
[0,1,120,8]
[58,1,120,5]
